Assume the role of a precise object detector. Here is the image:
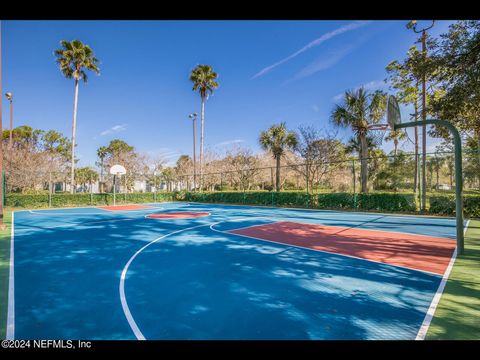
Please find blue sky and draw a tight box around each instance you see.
[1,20,454,166]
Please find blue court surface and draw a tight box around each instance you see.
[8,202,459,340]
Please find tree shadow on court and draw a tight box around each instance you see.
[11,206,454,340]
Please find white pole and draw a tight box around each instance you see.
[113,175,116,206]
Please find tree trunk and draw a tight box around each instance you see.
[70,79,79,194]
[359,134,368,193]
[275,156,281,192]
[394,139,398,158]
[477,132,480,190]
[200,95,205,191]
[414,101,419,194]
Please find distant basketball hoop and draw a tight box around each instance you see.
[110,164,127,206]
[110,164,126,176]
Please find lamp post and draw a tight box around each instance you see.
[5,92,12,149]
[0,21,4,230]
[408,20,435,212]
[189,113,197,191]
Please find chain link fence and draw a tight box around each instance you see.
[3,150,480,209]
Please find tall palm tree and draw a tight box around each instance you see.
[54,40,100,193]
[331,88,387,193]
[189,64,219,190]
[384,129,408,158]
[259,123,298,192]
[97,146,108,191]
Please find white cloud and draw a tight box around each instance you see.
[251,21,371,79]
[332,80,388,102]
[100,124,127,136]
[215,139,245,147]
[284,43,358,84]
[312,105,320,113]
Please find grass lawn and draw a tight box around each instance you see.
[0,209,12,340]
[427,219,480,339]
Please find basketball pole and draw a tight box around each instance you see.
[395,119,464,254]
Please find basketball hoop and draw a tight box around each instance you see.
[367,95,402,146]
[109,164,126,206]
[367,123,390,146]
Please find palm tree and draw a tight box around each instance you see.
[97,146,108,192]
[384,129,408,158]
[331,88,387,193]
[189,64,219,190]
[259,123,298,192]
[54,40,100,193]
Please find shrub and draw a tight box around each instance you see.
[430,195,480,218]
[356,192,416,212]
[6,192,177,209]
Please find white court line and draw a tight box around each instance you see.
[210,220,444,277]
[208,211,456,241]
[119,220,230,340]
[14,217,137,233]
[15,201,177,214]
[28,207,165,216]
[143,211,211,220]
[7,212,15,340]
[415,219,471,340]
[187,201,458,221]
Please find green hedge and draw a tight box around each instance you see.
[356,192,416,212]
[184,191,417,213]
[6,192,176,209]
[430,195,480,218]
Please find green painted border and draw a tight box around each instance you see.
[0,209,12,340]
[426,219,480,339]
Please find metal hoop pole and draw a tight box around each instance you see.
[395,119,464,254]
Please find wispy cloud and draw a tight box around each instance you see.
[215,139,245,147]
[284,43,358,84]
[332,80,388,102]
[251,21,371,79]
[100,124,127,136]
[312,105,320,113]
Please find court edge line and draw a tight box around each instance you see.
[210,221,444,277]
[27,207,165,216]
[143,211,211,220]
[415,219,471,340]
[13,201,183,213]
[119,220,224,340]
[208,206,457,241]
[187,201,458,221]
[267,219,456,242]
[6,212,15,340]
[14,217,138,233]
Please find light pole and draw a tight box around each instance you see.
[5,92,13,149]
[0,21,4,230]
[408,20,435,212]
[189,113,197,191]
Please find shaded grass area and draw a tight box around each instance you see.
[0,209,12,339]
[427,219,480,339]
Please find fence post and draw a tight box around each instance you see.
[305,164,310,207]
[48,172,52,208]
[154,173,157,203]
[352,159,357,209]
[124,175,127,203]
[270,167,274,190]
